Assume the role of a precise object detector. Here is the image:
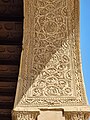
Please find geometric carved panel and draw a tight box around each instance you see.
[14,0,88,108]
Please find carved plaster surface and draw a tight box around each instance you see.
[65,112,90,120]
[14,0,88,108]
[12,111,39,120]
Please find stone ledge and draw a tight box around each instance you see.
[13,106,90,112]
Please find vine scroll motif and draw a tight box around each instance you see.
[29,0,73,97]
[17,0,87,107]
[65,112,90,120]
[12,111,40,120]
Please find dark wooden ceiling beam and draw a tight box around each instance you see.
[0,82,16,89]
[0,0,23,19]
[0,82,16,96]
[0,65,19,77]
[0,109,11,120]
[0,45,21,63]
[0,77,18,82]
[0,21,23,45]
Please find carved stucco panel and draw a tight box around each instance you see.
[65,112,90,120]
[14,0,88,108]
[12,111,40,120]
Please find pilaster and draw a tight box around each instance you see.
[12,0,90,119]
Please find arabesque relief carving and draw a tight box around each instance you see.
[12,0,89,110]
[31,0,70,97]
[12,0,90,120]
[15,0,88,107]
[12,111,39,120]
[65,112,90,120]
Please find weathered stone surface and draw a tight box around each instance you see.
[13,0,90,119]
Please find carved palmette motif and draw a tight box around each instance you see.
[16,0,87,107]
[65,112,90,120]
[12,111,39,120]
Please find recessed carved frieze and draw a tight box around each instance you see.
[0,65,18,77]
[0,45,21,61]
[65,112,90,120]
[0,22,22,40]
